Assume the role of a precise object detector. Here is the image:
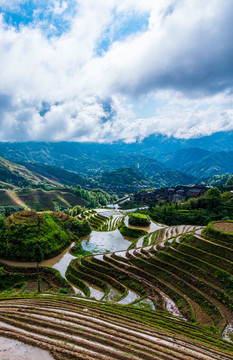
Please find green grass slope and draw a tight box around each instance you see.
[0,188,90,211]
[0,156,89,189]
[0,210,91,261]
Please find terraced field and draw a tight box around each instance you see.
[2,213,233,358]
[0,296,233,360]
[66,222,233,339]
[79,209,124,232]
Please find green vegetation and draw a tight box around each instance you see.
[94,167,151,186]
[118,224,147,238]
[149,188,233,225]
[0,210,91,261]
[204,173,233,190]
[0,188,90,211]
[128,212,151,226]
[70,243,92,257]
[74,185,116,207]
[32,244,44,292]
[0,156,90,189]
[0,262,72,294]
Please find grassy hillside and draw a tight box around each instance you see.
[0,156,90,189]
[0,188,90,211]
[0,210,91,261]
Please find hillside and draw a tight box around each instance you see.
[0,188,90,212]
[0,156,89,189]
[163,147,233,178]
[204,174,233,189]
[151,169,195,187]
[94,167,151,186]
[0,210,91,261]
[148,188,233,225]
[0,143,197,187]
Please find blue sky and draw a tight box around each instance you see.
[0,0,233,142]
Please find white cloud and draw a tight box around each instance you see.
[0,0,27,11]
[0,0,233,142]
[51,1,68,15]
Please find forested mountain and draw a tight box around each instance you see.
[94,167,151,186]
[1,135,233,184]
[0,144,196,187]
[163,148,233,178]
[0,157,89,189]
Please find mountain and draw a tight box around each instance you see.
[0,188,90,211]
[0,143,196,187]
[163,148,233,178]
[151,170,195,188]
[94,167,151,187]
[163,148,212,171]
[0,156,89,189]
[0,129,233,166]
[2,138,233,185]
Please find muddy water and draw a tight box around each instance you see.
[43,244,76,277]
[0,243,76,279]
[95,208,120,218]
[0,337,53,360]
[124,216,164,233]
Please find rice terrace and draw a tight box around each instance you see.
[1,0,233,359]
[0,207,233,359]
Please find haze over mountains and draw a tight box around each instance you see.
[0,130,233,187]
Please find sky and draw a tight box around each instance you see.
[0,0,233,142]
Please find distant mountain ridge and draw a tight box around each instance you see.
[163,148,233,178]
[0,131,233,184]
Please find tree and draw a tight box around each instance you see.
[33,244,44,292]
[206,187,222,210]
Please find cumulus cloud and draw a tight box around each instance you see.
[0,0,233,142]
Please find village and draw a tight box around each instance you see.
[133,184,211,205]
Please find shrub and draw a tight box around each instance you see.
[128,213,151,226]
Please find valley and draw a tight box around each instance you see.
[1,140,233,359]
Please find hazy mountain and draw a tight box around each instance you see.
[163,148,233,178]
[1,132,233,185]
[0,130,233,165]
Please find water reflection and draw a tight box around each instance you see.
[82,229,131,254]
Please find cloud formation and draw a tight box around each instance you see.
[0,0,233,142]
